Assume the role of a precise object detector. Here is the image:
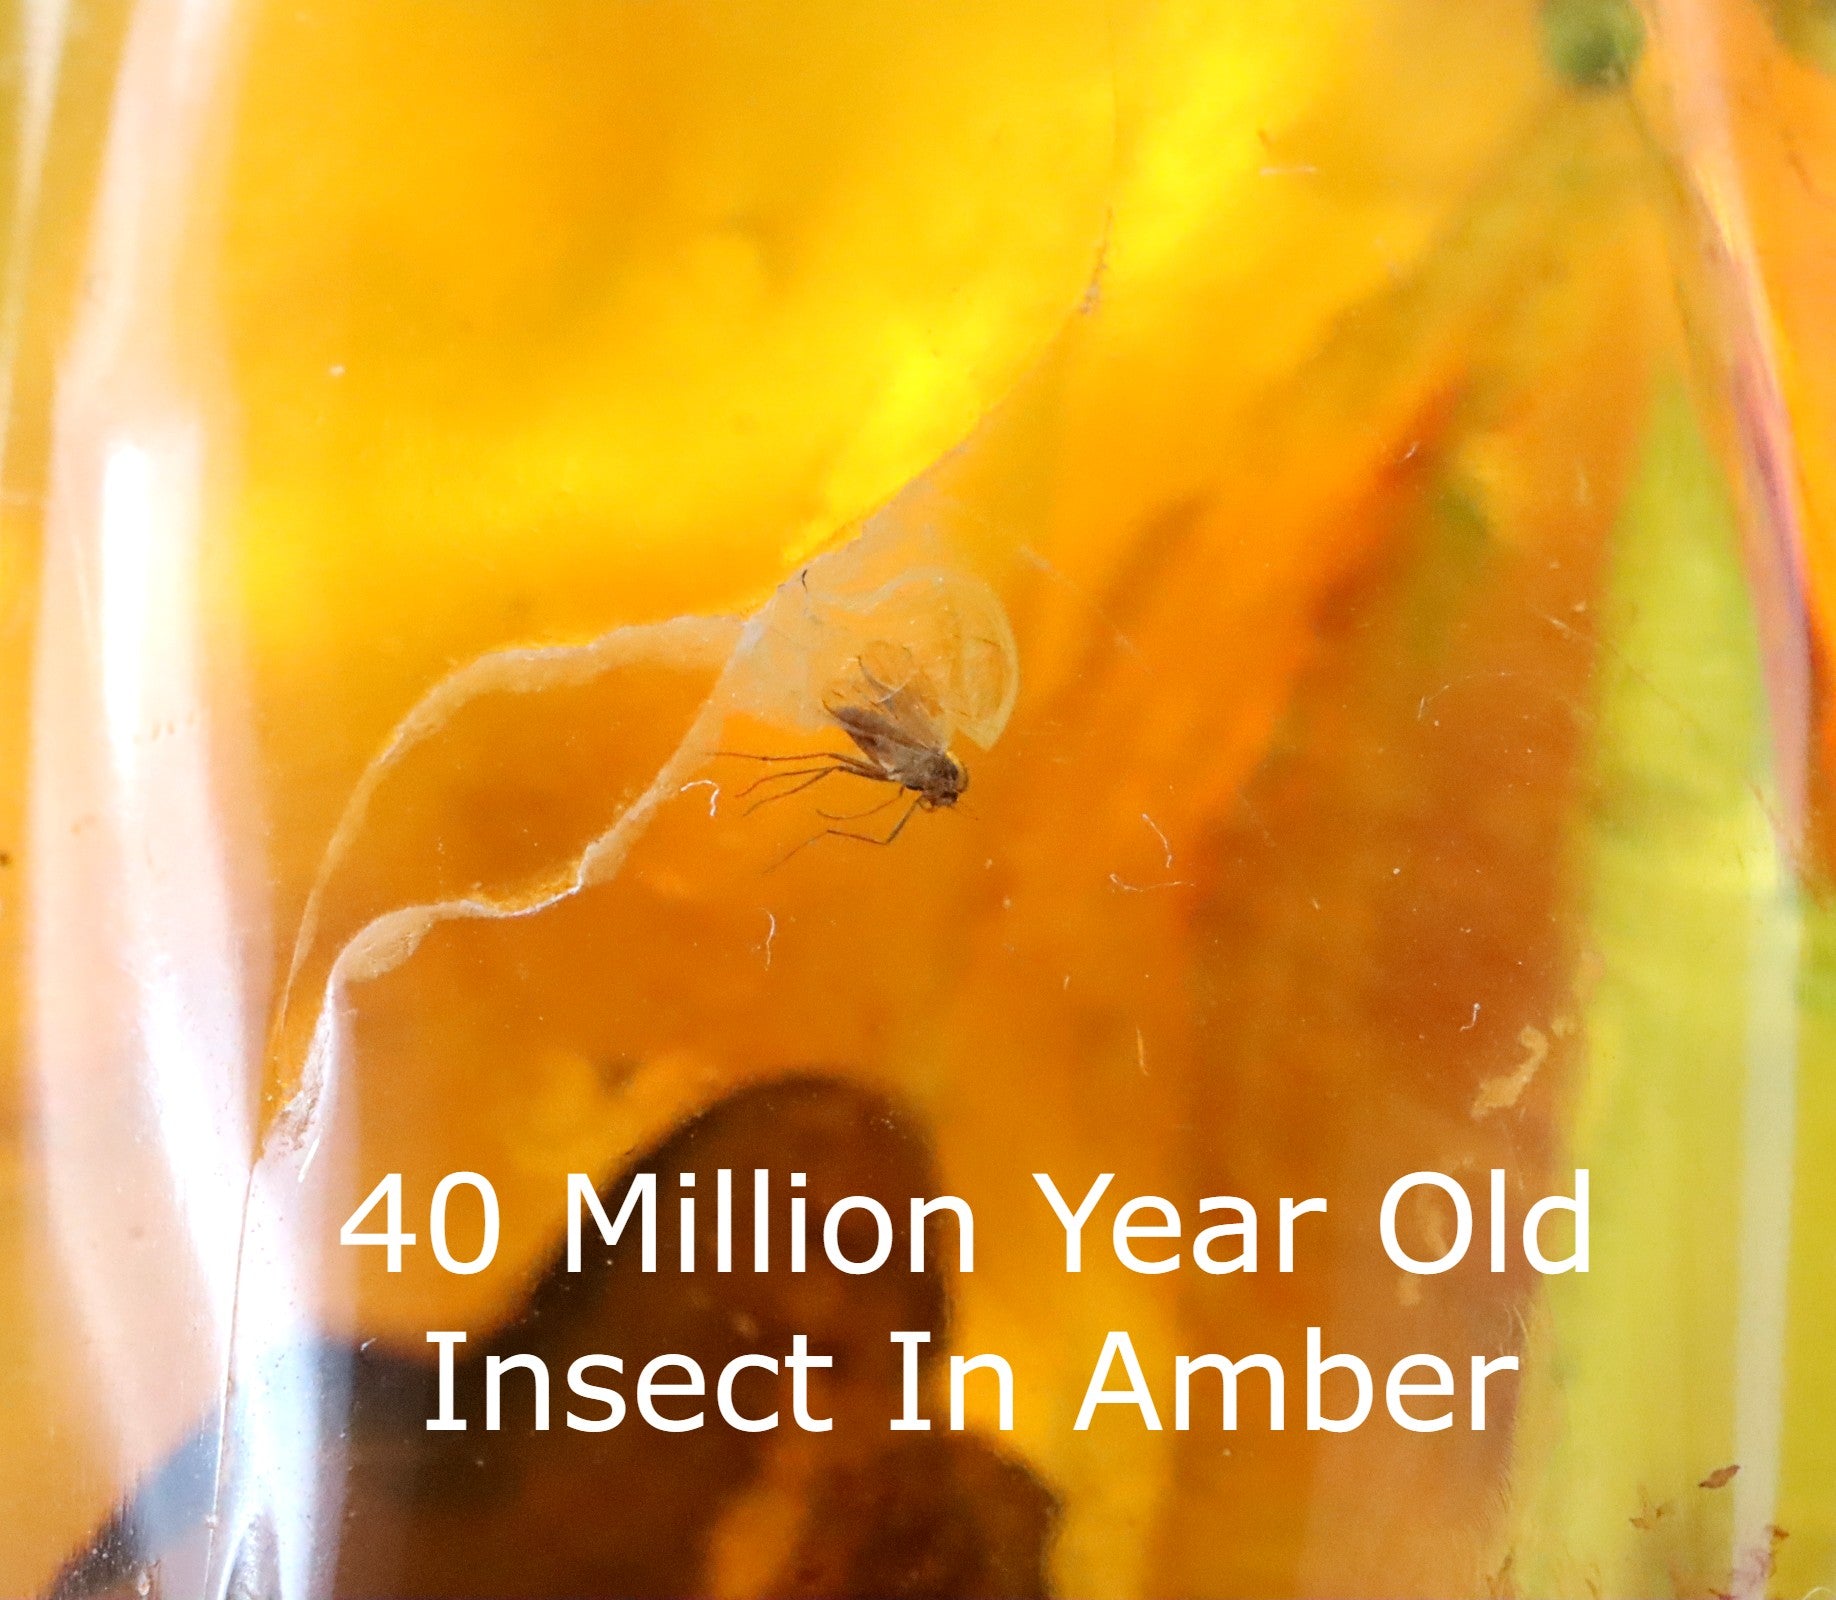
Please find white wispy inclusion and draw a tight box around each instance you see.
[269,511,1018,1167]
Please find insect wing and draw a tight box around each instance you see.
[853,639,924,701]
[878,674,948,744]
[852,643,947,724]
[829,702,935,774]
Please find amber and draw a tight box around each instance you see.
[3,0,1835,1596]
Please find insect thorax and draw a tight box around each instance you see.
[911,749,967,805]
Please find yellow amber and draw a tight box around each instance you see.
[2,0,1833,1595]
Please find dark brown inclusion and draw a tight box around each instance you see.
[49,1076,1056,1600]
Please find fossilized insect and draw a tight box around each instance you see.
[721,641,970,858]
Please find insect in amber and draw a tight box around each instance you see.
[719,642,970,856]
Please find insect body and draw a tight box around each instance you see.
[718,646,969,858]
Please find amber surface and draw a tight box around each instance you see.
[3,0,1835,1595]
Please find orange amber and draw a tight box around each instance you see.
[2,1,1833,1596]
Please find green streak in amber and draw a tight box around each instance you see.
[1505,381,1831,1597]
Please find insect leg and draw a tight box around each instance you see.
[770,795,925,869]
[739,766,844,808]
[743,768,869,815]
[818,795,923,849]
[710,749,849,764]
[736,757,884,801]
[876,794,925,845]
[738,764,830,800]
[816,790,904,824]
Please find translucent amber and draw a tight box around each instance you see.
[2,0,1833,1596]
